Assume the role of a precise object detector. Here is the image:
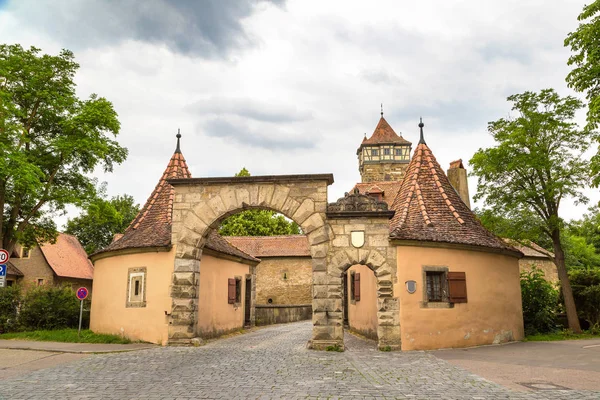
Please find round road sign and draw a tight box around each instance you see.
[0,249,9,264]
[76,287,89,300]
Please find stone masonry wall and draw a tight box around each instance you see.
[10,245,56,289]
[519,258,559,283]
[169,175,332,343]
[361,163,408,183]
[255,257,312,305]
[312,216,400,350]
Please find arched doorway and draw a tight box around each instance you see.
[343,263,378,341]
[168,174,332,343]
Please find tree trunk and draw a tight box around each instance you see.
[551,228,582,333]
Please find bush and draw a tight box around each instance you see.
[569,268,600,326]
[18,285,82,331]
[0,285,22,333]
[520,268,560,335]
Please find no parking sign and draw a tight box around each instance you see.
[76,287,89,337]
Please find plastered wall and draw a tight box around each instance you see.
[90,249,175,345]
[197,255,250,338]
[347,264,378,339]
[396,245,524,350]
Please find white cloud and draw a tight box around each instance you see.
[0,0,597,228]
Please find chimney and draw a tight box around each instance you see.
[447,159,471,209]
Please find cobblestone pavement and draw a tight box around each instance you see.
[0,321,598,399]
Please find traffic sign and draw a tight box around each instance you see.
[76,287,89,300]
[0,264,6,277]
[0,249,9,264]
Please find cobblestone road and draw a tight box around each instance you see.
[0,321,598,399]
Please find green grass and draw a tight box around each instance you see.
[0,329,132,344]
[524,330,600,342]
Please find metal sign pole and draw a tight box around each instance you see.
[78,299,84,339]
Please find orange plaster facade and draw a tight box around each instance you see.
[346,264,378,339]
[90,247,252,344]
[396,245,524,351]
[90,249,175,345]
[197,255,251,338]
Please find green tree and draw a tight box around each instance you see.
[470,89,596,333]
[219,168,301,236]
[568,205,600,253]
[565,1,600,184]
[562,230,600,270]
[520,268,560,335]
[474,207,552,250]
[0,44,127,253]
[65,194,140,254]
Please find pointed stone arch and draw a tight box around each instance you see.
[168,174,333,342]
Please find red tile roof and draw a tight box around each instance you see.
[226,235,310,257]
[353,181,403,207]
[361,117,412,146]
[206,231,260,262]
[40,233,94,280]
[389,141,518,254]
[94,141,257,263]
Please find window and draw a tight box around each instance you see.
[126,267,147,307]
[7,280,14,287]
[37,278,44,286]
[422,267,468,307]
[426,272,445,302]
[21,247,30,258]
[371,149,378,156]
[349,272,360,301]
[227,276,242,304]
[383,148,390,156]
[228,277,242,304]
[395,148,402,156]
[236,278,242,303]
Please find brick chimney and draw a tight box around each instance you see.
[447,159,471,209]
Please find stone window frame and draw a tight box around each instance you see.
[421,266,453,309]
[21,247,31,258]
[126,267,147,308]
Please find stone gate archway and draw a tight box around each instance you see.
[168,175,400,350]
[168,174,333,342]
[315,188,400,350]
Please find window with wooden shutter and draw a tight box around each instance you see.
[354,272,361,301]
[447,272,467,303]
[228,278,236,304]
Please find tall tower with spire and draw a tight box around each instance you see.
[357,110,412,183]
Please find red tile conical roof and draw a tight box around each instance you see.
[93,136,258,262]
[362,116,412,146]
[389,135,516,253]
[99,143,192,253]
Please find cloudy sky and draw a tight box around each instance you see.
[1,0,598,225]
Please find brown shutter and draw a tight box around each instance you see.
[354,273,361,301]
[447,272,467,303]
[228,278,236,304]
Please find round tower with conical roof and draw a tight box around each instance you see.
[357,113,412,182]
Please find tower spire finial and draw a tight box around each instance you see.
[418,117,426,145]
[381,103,383,117]
[175,128,182,153]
